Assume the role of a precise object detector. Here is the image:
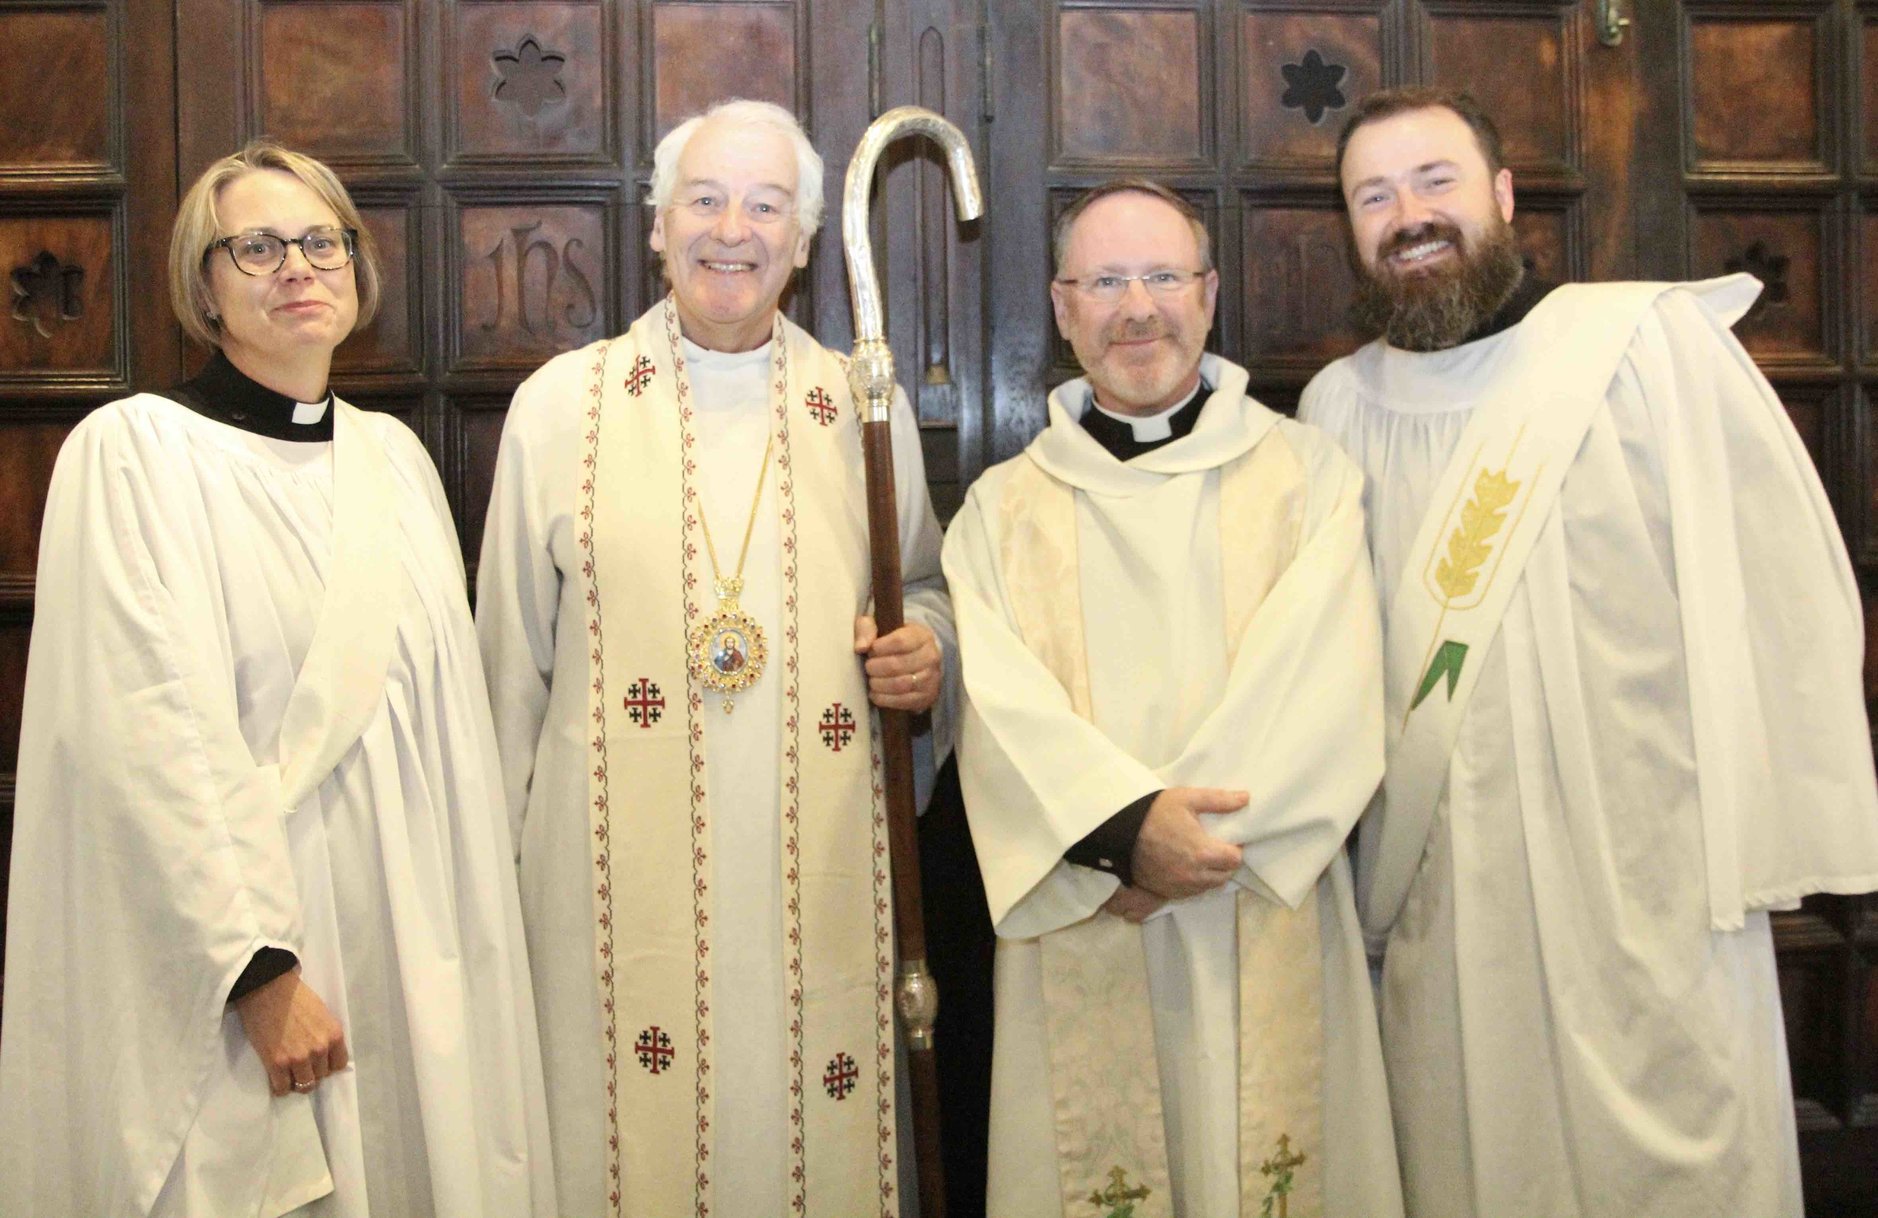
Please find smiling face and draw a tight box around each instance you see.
[205,168,359,379]
[649,117,811,353]
[1339,105,1524,349]
[1341,104,1513,278]
[1050,192,1218,416]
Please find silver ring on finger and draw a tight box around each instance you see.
[292,1079,317,1093]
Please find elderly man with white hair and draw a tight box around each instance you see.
[477,98,956,1217]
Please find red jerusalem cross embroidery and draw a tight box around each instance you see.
[635,1026,674,1074]
[823,1051,859,1100]
[624,354,655,396]
[805,386,837,426]
[624,678,665,728]
[819,703,857,751]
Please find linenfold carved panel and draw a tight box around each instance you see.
[0,9,114,178]
[450,3,609,164]
[1056,7,1207,166]
[257,1,415,166]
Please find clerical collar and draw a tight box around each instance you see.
[1462,270,1557,345]
[162,351,334,441]
[1076,379,1210,463]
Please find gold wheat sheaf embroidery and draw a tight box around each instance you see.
[1433,467,1520,604]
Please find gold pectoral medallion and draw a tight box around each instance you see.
[688,577,768,712]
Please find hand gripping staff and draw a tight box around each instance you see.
[842,106,982,1218]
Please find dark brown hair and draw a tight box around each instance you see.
[1334,87,1506,185]
[1051,177,1212,274]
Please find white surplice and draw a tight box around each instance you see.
[945,356,1402,1218]
[477,330,955,1216]
[1301,282,1878,1218]
[0,395,555,1218]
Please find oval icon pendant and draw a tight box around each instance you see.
[688,605,768,712]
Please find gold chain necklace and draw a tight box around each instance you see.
[686,428,774,712]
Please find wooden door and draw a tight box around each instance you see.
[984,0,1638,455]
[1627,2,1878,1209]
[0,0,1873,1210]
[0,0,179,1000]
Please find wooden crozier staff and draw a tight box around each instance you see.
[842,106,981,1218]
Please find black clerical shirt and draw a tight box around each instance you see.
[164,350,335,443]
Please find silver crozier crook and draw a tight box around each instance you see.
[841,105,981,1218]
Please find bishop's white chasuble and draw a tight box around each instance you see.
[1302,277,1878,1218]
[480,297,955,1217]
[946,356,1403,1218]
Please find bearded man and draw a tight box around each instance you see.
[949,178,1402,1217]
[1301,86,1878,1218]
[477,99,954,1216]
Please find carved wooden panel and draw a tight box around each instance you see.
[1239,8,1384,170]
[1239,201,1362,365]
[1056,7,1207,165]
[652,3,796,139]
[332,200,419,374]
[1423,4,1579,174]
[1861,208,1878,363]
[0,423,77,581]
[1863,17,1878,172]
[1687,11,1828,172]
[452,396,511,559]
[1690,203,1834,365]
[0,9,113,177]
[1776,913,1854,1125]
[450,3,609,164]
[0,624,25,776]
[1777,382,1832,472]
[256,1,416,167]
[452,199,611,370]
[0,211,120,385]
[1511,199,1579,284]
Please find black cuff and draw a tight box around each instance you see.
[227,947,298,1004]
[1064,791,1159,887]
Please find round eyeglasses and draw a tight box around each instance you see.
[205,226,358,276]
[1054,269,1208,302]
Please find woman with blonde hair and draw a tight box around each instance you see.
[0,142,556,1218]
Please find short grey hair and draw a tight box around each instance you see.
[647,99,825,240]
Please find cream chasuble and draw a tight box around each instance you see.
[1301,278,1878,1218]
[580,300,894,1217]
[946,356,1402,1218]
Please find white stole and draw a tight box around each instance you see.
[580,299,896,1217]
[995,432,1325,1217]
[1358,278,1755,941]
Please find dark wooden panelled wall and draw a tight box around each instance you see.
[0,0,1873,1209]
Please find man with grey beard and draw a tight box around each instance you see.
[1301,86,1878,1218]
